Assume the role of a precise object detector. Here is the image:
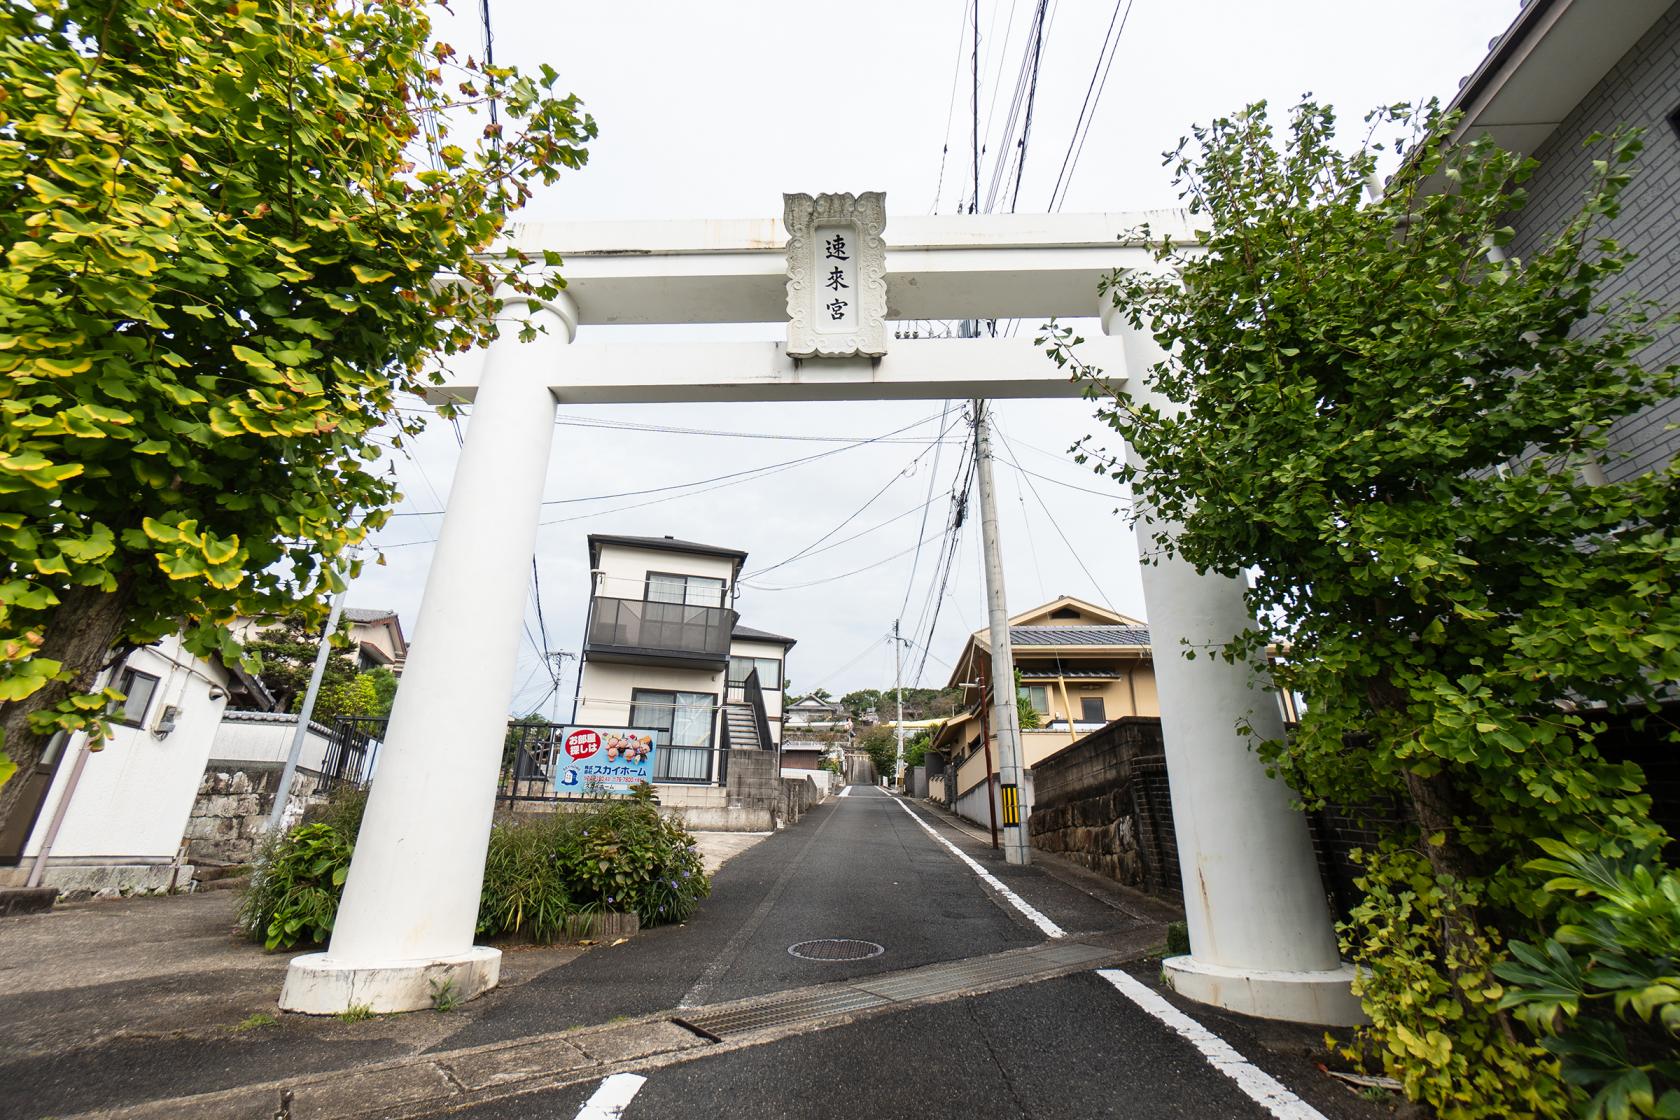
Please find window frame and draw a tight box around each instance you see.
[628,688,717,749]
[1080,696,1107,724]
[1018,684,1051,716]
[728,655,782,690]
[110,667,161,728]
[644,571,726,609]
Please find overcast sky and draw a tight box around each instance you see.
[347,0,1519,716]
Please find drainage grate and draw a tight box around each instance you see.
[788,938,885,962]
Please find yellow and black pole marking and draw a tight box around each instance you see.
[1000,783,1020,828]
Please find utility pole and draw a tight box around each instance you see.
[892,619,907,790]
[267,588,348,833]
[547,651,576,722]
[972,400,1030,865]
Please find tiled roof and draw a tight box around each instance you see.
[733,623,797,646]
[1007,625,1151,648]
[1017,667,1123,679]
[343,607,397,623]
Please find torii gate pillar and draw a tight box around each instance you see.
[1103,304,1363,1025]
[280,291,576,1014]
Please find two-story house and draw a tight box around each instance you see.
[572,534,794,788]
[928,595,1162,826]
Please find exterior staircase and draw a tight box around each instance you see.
[723,702,762,751]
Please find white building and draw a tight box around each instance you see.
[1,635,269,893]
[572,534,795,786]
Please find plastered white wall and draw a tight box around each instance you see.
[24,636,229,863]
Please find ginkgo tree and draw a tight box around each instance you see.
[0,0,595,834]
[1044,101,1679,1118]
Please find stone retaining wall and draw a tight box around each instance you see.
[1025,718,1180,897]
[185,762,325,865]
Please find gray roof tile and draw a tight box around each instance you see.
[1007,625,1151,647]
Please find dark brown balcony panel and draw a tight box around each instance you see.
[584,596,737,668]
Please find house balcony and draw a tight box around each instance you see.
[584,596,738,670]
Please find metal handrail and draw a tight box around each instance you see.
[743,668,778,771]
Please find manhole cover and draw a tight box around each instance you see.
[788,938,885,962]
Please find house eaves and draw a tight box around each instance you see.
[1445,0,1672,158]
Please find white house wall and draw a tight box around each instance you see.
[23,636,229,870]
[211,714,334,773]
[593,543,738,600]
[728,636,788,739]
[575,661,727,734]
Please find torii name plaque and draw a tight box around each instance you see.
[784,191,887,359]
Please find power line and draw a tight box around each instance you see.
[379,411,948,534]
[741,411,963,581]
[805,634,890,695]
[1047,0,1135,212]
[550,415,953,445]
[931,0,976,213]
[1007,0,1051,213]
[993,421,1121,615]
[997,458,1131,503]
[897,400,955,619]
[742,529,948,593]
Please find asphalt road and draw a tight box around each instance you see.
[433,784,1134,1052]
[444,787,1382,1120]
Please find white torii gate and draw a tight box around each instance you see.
[278,207,1363,1026]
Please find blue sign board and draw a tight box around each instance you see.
[554,724,659,795]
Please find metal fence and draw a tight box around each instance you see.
[315,716,387,794]
[495,718,732,808]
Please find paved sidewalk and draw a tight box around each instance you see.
[0,829,768,1119]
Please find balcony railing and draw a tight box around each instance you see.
[585,596,737,666]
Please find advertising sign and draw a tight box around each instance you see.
[553,724,659,795]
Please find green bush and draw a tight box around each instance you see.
[238,822,354,951]
[477,811,585,943]
[242,785,709,951]
[1494,841,1680,1119]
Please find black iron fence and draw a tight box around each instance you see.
[310,711,748,809]
[315,716,387,794]
[496,717,731,807]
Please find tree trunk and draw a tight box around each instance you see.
[0,579,137,845]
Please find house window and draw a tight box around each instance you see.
[1081,697,1107,724]
[110,667,160,727]
[728,656,781,690]
[1019,684,1051,716]
[631,689,716,782]
[645,572,726,608]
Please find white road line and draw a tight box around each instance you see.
[572,1073,647,1120]
[890,796,1065,939]
[838,785,852,797]
[1096,969,1328,1120]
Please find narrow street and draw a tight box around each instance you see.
[428,787,1371,1120]
[0,785,1388,1119]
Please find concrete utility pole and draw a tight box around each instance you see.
[892,620,907,790]
[972,399,1030,865]
[267,588,348,833]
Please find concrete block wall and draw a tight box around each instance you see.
[1504,6,1680,483]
